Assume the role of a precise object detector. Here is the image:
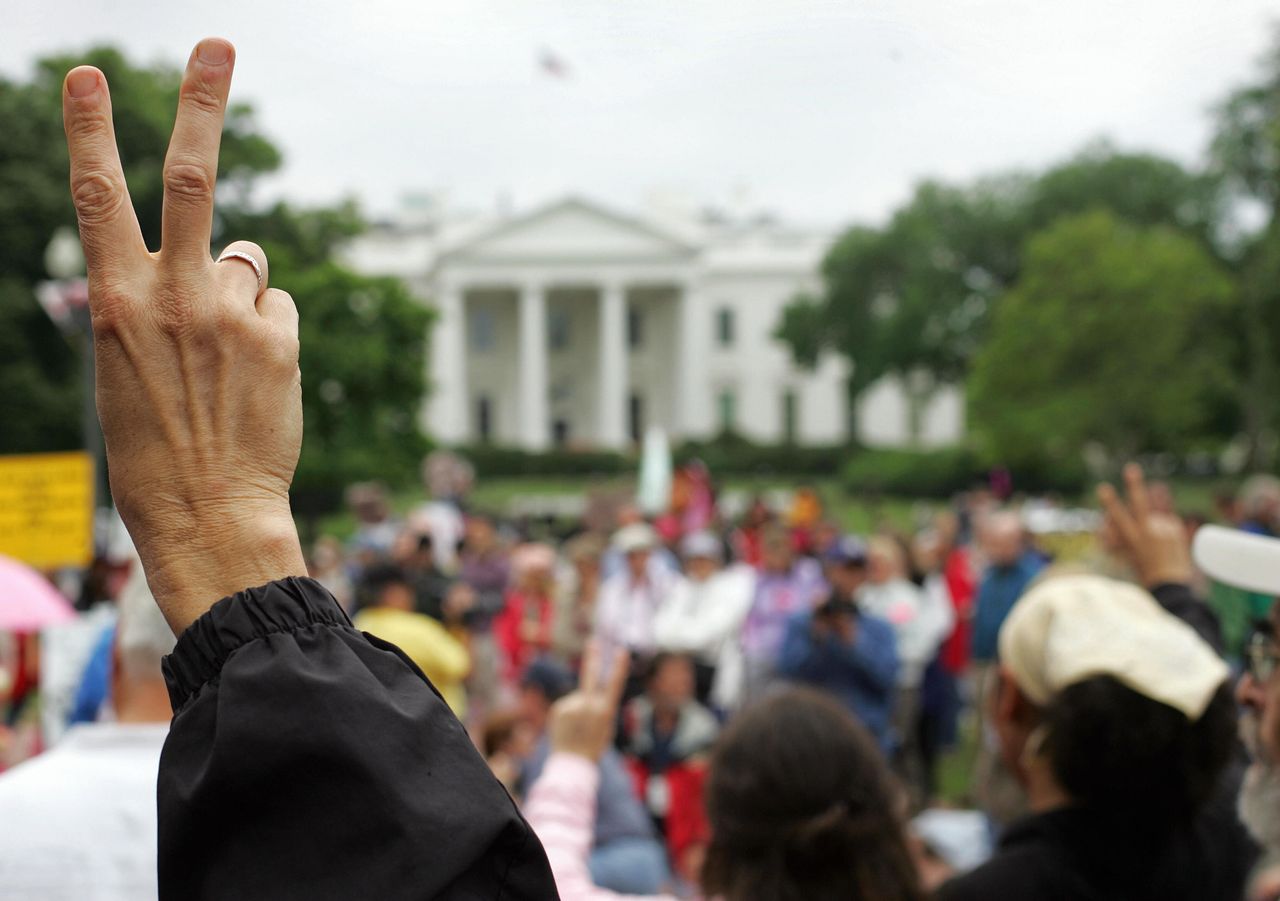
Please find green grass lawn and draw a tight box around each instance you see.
[311,475,923,541]
[309,474,1228,544]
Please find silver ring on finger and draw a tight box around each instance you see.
[216,249,265,292]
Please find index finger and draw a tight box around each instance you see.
[579,641,602,696]
[160,38,235,262]
[1097,482,1139,550]
[62,66,148,280]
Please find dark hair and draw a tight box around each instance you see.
[701,689,925,901]
[356,561,409,610]
[1042,675,1237,828]
[520,657,576,703]
[646,651,693,684]
[480,709,521,757]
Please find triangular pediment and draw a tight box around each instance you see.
[441,196,697,265]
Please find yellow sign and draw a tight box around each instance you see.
[0,452,94,569]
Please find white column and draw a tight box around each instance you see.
[676,277,712,440]
[430,281,469,444]
[518,282,550,450]
[597,282,629,449]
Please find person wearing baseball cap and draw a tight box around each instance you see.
[937,572,1239,901]
[778,534,899,751]
[652,531,755,708]
[595,523,678,665]
[941,465,1258,900]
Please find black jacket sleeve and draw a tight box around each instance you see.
[158,577,559,900]
[1150,582,1225,655]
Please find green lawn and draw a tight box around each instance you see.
[311,475,922,541]
[309,474,1228,544]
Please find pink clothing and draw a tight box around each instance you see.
[525,753,678,901]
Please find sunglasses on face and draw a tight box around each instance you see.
[1246,629,1280,684]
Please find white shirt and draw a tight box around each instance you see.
[594,566,678,657]
[653,565,756,664]
[859,578,935,688]
[0,722,168,901]
[409,501,466,572]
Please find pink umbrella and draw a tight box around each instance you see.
[0,555,77,632]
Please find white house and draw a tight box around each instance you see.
[340,195,964,451]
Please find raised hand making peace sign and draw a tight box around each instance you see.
[1097,463,1195,590]
[548,642,631,762]
[64,38,307,633]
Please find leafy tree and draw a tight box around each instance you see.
[968,211,1235,466]
[1210,28,1280,218]
[1209,30,1280,465]
[1027,142,1221,245]
[779,147,1224,446]
[289,263,431,498]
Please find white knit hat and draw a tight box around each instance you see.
[999,574,1229,720]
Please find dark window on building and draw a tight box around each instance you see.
[717,307,735,347]
[783,390,799,444]
[469,308,496,353]
[717,389,736,434]
[629,392,645,444]
[627,307,644,350]
[477,395,493,443]
[549,308,571,352]
[553,419,570,447]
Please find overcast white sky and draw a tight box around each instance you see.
[6,0,1279,228]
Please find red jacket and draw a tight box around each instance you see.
[624,756,709,876]
[494,589,554,682]
[940,547,976,674]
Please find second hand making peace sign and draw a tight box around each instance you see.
[549,643,632,763]
[63,38,308,633]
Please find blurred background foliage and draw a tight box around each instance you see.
[778,27,1280,476]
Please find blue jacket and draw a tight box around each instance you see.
[777,608,899,751]
[972,553,1044,662]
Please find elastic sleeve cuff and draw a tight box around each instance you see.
[162,577,353,712]
[1149,581,1194,597]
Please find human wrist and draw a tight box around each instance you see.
[1138,560,1194,590]
[138,508,306,634]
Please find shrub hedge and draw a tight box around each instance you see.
[452,441,1089,496]
[842,448,1089,497]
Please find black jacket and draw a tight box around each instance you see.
[159,577,558,900]
[935,785,1254,901]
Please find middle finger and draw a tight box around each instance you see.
[1123,463,1151,526]
[160,38,235,263]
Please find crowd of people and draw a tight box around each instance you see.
[327,468,991,894]
[3,36,1280,901]
[7,453,1280,899]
